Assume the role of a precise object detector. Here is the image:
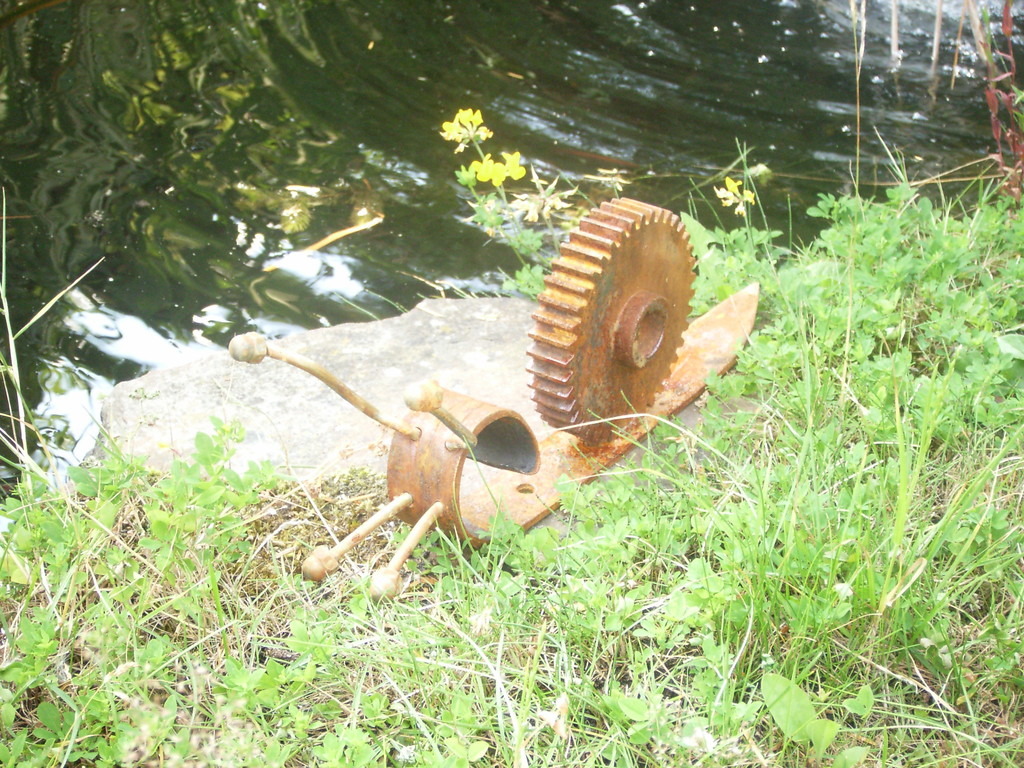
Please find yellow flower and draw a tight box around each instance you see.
[440,121,462,142]
[500,151,527,181]
[469,154,498,184]
[440,108,493,152]
[440,108,479,140]
[714,176,756,216]
[469,152,528,187]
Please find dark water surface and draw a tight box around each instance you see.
[0,0,1009,470]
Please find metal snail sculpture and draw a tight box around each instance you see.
[228,198,759,600]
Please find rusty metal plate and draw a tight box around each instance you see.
[458,282,760,540]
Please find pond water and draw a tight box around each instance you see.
[0,0,1014,472]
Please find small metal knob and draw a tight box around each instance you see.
[404,380,478,448]
[228,332,268,364]
[368,501,444,601]
[301,494,414,582]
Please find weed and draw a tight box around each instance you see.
[981,1,1024,201]
[0,186,104,479]
[440,108,580,298]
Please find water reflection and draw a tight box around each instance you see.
[0,0,1012,470]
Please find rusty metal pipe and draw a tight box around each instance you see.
[228,332,419,440]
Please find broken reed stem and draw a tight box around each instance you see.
[891,0,901,67]
[962,0,992,74]
[849,0,867,187]
[930,0,944,77]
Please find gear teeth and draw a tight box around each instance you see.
[580,218,629,241]
[527,197,695,440]
[607,198,684,234]
[537,287,588,314]
[598,203,647,226]
[529,230,606,400]
[587,210,635,230]
[542,276,592,299]
[527,367,580,414]
[528,396,580,428]
[527,359,572,385]
[533,392,579,419]
[606,198,659,218]
[528,322,576,349]
[528,375,573,399]
[549,255,603,280]
[564,230,615,258]
[527,344,574,369]
[531,308,581,334]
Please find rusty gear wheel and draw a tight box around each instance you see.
[527,198,695,444]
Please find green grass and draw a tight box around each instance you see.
[1,180,1023,767]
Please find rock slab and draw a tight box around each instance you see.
[99,297,550,477]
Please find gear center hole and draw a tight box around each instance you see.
[615,290,668,369]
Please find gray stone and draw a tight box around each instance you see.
[98,297,553,477]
